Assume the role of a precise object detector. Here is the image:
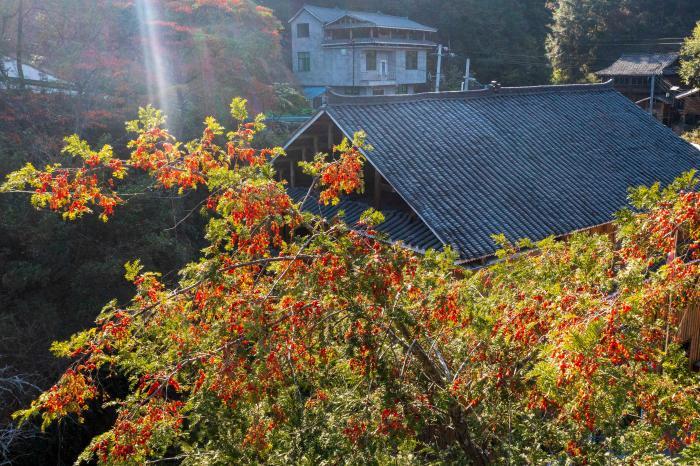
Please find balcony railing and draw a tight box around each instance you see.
[360,71,396,83]
[322,38,436,48]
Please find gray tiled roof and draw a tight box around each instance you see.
[298,4,436,32]
[288,187,442,253]
[319,82,699,260]
[596,53,679,76]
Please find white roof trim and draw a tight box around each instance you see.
[288,6,325,24]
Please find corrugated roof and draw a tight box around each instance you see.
[596,53,679,76]
[288,187,442,253]
[310,82,699,260]
[294,4,436,32]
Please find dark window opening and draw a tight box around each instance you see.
[372,88,385,96]
[406,51,418,70]
[353,28,370,39]
[366,51,377,71]
[331,29,350,40]
[297,23,310,38]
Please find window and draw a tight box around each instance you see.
[397,84,409,94]
[372,89,385,96]
[343,87,361,96]
[297,23,309,38]
[405,51,418,70]
[366,51,377,71]
[297,52,311,72]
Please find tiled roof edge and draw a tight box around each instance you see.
[326,80,616,106]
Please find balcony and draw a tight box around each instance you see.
[360,70,396,85]
[322,37,436,48]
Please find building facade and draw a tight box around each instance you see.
[596,53,682,125]
[289,5,436,99]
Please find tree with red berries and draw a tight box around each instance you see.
[3,99,700,464]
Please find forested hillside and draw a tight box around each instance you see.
[0,1,295,462]
[263,0,700,86]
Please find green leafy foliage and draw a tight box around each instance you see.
[5,99,700,465]
[681,21,700,88]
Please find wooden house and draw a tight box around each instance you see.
[282,81,698,264]
[596,53,681,125]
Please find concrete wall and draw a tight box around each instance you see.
[290,10,327,86]
[290,9,430,92]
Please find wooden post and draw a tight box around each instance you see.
[289,159,296,188]
[327,124,334,151]
[373,169,382,209]
[301,146,308,162]
[313,135,319,155]
[678,300,700,369]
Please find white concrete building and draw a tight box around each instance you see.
[289,5,436,101]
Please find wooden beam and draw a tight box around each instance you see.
[289,160,296,188]
[373,169,382,209]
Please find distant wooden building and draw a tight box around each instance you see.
[283,81,699,265]
[676,88,700,127]
[596,53,681,125]
[0,56,75,93]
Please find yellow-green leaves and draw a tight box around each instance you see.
[360,208,385,227]
[126,105,166,133]
[230,97,248,121]
[205,116,225,136]
[124,260,144,282]
[62,135,114,165]
[0,162,38,192]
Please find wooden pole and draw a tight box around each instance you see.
[373,169,381,209]
[649,74,656,115]
[15,0,25,90]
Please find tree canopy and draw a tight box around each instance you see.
[547,0,700,83]
[3,99,700,464]
[681,21,700,89]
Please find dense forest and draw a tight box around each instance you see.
[1,0,700,464]
[263,0,700,86]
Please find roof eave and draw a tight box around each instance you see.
[282,109,327,150]
[284,106,451,254]
[322,108,452,252]
[288,5,326,24]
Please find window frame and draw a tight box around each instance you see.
[405,51,418,70]
[297,23,310,38]
[297,52,311,72]
[366,51,377,71]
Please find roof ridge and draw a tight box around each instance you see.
[303,4,427,22]
[326,81,616,107]
[619,52,679,57]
